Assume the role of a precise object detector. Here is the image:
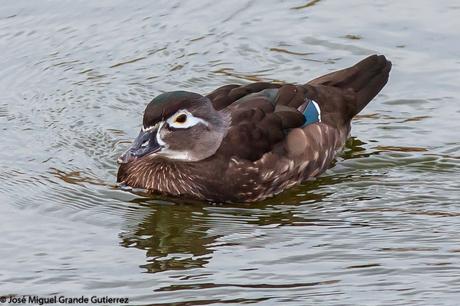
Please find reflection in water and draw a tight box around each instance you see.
[291,0,323,10]
[120,204,216,273]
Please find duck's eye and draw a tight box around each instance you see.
[174,114,187,124]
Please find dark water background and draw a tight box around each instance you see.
[1,1,460,305]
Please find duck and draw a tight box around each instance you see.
[117,55,391,202]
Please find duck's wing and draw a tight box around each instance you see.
[206,82,281,111]
[213,55,391,162]
[217,90,305,161]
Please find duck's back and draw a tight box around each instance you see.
[206,55,391,201]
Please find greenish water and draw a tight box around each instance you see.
[1,1,459,305]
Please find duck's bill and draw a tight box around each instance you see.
[117,128,161,164]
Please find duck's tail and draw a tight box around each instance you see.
[305,55,392,123]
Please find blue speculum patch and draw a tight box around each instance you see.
[302,99,321,126]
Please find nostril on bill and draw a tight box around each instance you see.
[141,140,149,148]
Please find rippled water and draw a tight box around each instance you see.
[1,1,460,305]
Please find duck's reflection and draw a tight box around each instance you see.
[119,201,218,273]
[117,177,339,273]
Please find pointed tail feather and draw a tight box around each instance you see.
[307,55,392,120]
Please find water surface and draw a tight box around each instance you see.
[1,1,460,305]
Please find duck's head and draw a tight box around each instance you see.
[118,91,229,164]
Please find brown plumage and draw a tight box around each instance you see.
[117,55,392,202]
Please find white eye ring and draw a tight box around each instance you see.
[166,110,208,129]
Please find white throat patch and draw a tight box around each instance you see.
[156,121,166,147]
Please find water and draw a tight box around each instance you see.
[1,1,459,305]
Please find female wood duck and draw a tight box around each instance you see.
[117,55,391,202]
